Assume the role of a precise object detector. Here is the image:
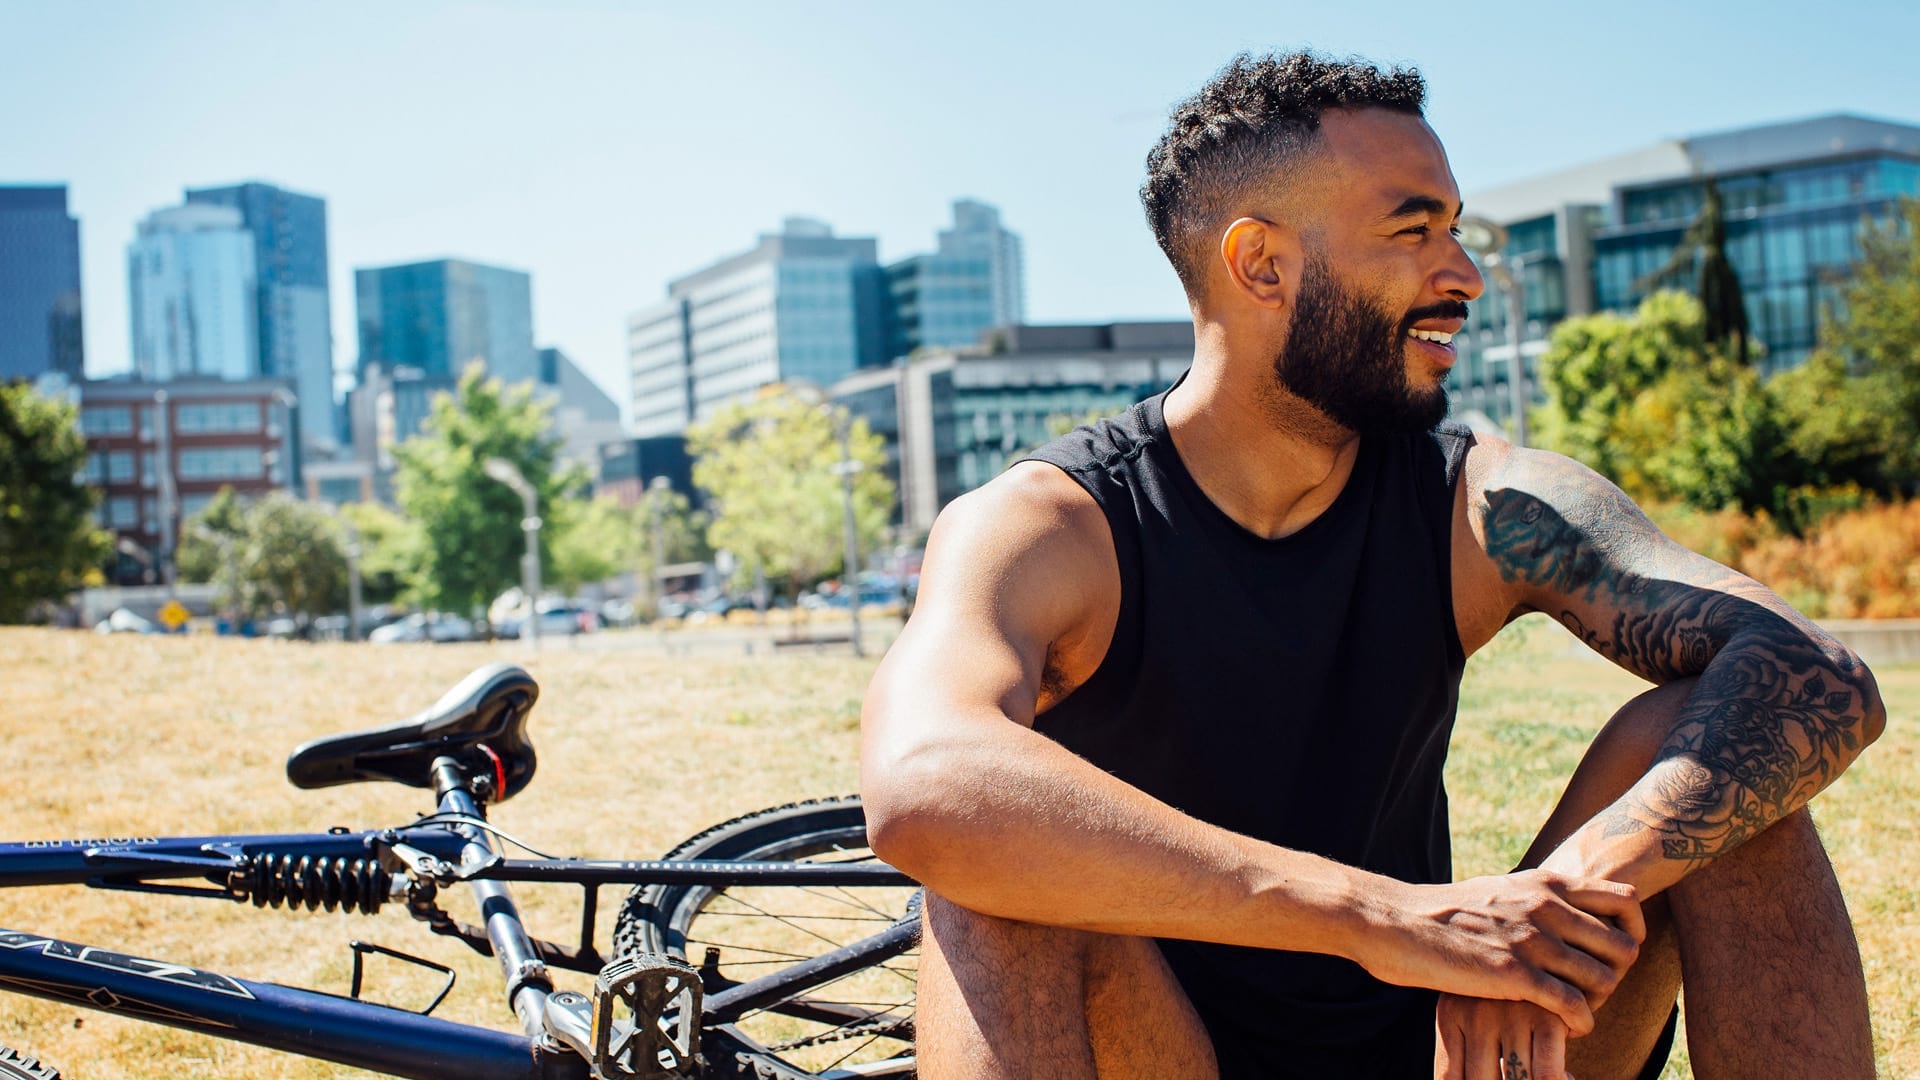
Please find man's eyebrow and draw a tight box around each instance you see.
[1379,195,1463,222]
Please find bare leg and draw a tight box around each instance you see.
[918,892,1218,1080]
[1516,680,1872,1079]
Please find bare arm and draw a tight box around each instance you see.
[863,462,1642,1034]
[1472,443,1887,895]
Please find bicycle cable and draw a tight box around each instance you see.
[402,813,560,859]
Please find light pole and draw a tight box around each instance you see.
[647,475,670,620]
[483,457,543,649]
[1457,216,1530,447]
[152,388,178,598]
[342,516,364,642]
[828,412,866,659]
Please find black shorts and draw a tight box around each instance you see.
[1204,1000,1679,1079]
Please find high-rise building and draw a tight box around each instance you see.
[185,182,335,456]
[0,185,84,382]
[537,345,625,468]
[1456,113,1920,429]
[831,321,1193,533]
[627,218,886,437]
[128,203,259,382]
[353,257,537,439]
[886,199,1026,360]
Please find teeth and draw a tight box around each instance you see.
[1408,328,1454,344]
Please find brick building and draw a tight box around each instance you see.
[80,377,298,586]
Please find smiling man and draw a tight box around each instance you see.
[860,52,1883,1080]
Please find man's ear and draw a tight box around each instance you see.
[1218,217,1303,311]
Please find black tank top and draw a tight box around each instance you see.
[1024,388,1472,1075]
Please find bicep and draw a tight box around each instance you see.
[861,468,1109,765]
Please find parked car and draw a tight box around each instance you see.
[367,612,475,644]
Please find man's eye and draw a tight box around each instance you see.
[1402,225,1430,236]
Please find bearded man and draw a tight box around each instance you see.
[860,51,1883,1080]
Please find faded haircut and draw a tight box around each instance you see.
[1141,51,1427,296]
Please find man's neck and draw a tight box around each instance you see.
[1163,336,1363,541]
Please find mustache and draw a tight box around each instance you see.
[1400,300,1469,329]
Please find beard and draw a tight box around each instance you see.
[1272,251,1458,436]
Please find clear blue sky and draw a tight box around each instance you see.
[5,0,1917,416]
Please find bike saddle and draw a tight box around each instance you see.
[286,663,539,801]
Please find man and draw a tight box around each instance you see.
[860,52,1884,1080]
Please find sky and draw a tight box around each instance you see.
[5,0,1918,421]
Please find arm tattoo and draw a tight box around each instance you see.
[1481,457,1879,870]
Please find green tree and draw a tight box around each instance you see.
[1533,290,1708,481]
[1535,290,1799,518]
[688,386,893,599]
[339,501,422,606]
[393,363,577,615]
[1776,197,1920,495]
[177,490,350,627]
[548,495,638,594]
[176,486,247,594]
[1642,181,1752,364]
[243,494,350,627]
[0,381,111,622]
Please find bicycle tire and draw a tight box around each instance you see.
[0,1046,62,1080]
[611,797,919,1079]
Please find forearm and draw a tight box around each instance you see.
[862,715,1374,957]
[1543,622,1884,895]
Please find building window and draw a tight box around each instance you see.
[86,455,107,483]
[82,406,133,436]
[108,496,139,528]
[178,447,263,480]
[176,402,262,434]
[107,451,136,483]
[180,494,215,519]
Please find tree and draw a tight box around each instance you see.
[548,495,638,594]
[339,500,423,606]
[393,363,578,615]
[1643,181,1752,364]
[1776,196,1920,496]
[0,381,111,622]
[1534,291,1800,518]
[176,486,247,598]
[688,386,893,600]
[1533,290,1708,483]
[177,490,349,627]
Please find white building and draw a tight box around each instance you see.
[127,203,258,382]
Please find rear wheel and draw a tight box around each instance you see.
[611,797,919,1079]
[0,1046,62,1080]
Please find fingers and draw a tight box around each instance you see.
[1556,878,1645,943]
[1437,1011,1465,1080]
[1517,967,1595,1037]
[1530,1016,1568,1080]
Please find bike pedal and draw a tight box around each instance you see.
[589,952,702,1080]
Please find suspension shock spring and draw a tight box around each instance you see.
[225,853,392,914]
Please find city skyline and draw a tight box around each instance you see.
[5,0,1917,422]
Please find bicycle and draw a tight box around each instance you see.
[0,662,921,1079]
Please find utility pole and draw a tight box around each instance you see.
[483,458,543,649]
[830,412,865,659]
[153,388,178,598]
[647,475,670,620]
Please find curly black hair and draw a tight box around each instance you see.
[1142,51,1427,295]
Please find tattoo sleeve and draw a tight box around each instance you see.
[1480,451,1884,873]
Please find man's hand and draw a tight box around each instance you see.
[1354,870,1643,1036]
[1436,996,1574,1080]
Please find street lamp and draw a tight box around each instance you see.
[483,457,543,649]
[152,387,178,598]
[647,475,671,621]
[1457,215,1531,447]
[829,418,866,659]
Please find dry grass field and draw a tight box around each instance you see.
[0,617,1914,1078]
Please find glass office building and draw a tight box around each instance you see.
[128,203,259,382]
[186,182,335,453]
[626,218,885,437]
[354,257,537,438]
[0,185,84,381]
[1455,113,1920,428]
[887,199,1026,359]
[832,322,1194,533]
